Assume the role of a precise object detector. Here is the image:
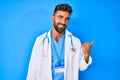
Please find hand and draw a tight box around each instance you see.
[81,42,94,63]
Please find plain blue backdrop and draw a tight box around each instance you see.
[0,0,119,80]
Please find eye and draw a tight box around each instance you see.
[58,15,63,19]
[65,17,70,21]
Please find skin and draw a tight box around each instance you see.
[82,42,94,63]
[51,10,93,63]
[51,10,70,42]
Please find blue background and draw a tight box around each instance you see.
[0,0,119,80]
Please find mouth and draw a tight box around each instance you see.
[58,24,65,28]
[54,23,66,33]
[58,23,66,28]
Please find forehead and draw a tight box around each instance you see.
[54,10,70,17]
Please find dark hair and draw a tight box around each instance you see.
[53,3,73,15]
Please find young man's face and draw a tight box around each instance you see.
[52,10,70,33]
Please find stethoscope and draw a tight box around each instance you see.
[42,32,75,57]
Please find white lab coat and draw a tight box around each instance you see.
[26,30,92,80]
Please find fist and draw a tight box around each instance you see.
[81,42,94,63]
[81,42,94,56]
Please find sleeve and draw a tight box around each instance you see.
[79,56,92,71]
[79,43,92,71]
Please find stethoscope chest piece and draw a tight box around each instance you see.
[71,48,75,51]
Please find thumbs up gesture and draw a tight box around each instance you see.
[81,42,94,63]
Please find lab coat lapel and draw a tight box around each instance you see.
[40,30,52,80]
[47,30,52,80]
[64,30,73,80]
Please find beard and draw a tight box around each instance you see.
[53,22,67,33]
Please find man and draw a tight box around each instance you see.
[27,3,93,80]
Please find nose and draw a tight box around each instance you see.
[61,18,69,26]
[61,19,66,24]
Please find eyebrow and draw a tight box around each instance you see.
[58,15,70,20]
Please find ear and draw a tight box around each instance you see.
[51,16,54,22]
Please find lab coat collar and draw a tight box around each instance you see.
[47,29,72,38]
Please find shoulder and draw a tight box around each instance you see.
[66,30,82,49]
[66,30,81,43]
[72,35,82,46]
[37,32,47,39]
[34,32,47,43]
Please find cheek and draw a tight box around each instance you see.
[54,20,58,25]
[53,18,58,23]
[65,21,69,25]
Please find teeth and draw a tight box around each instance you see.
[59,24,64,28]
[60,25,63,26]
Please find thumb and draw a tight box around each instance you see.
[90,41,94,45]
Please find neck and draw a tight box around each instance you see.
[51,28,65,42]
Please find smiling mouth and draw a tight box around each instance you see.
[58,23,66,28]
[59,24,64,28]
